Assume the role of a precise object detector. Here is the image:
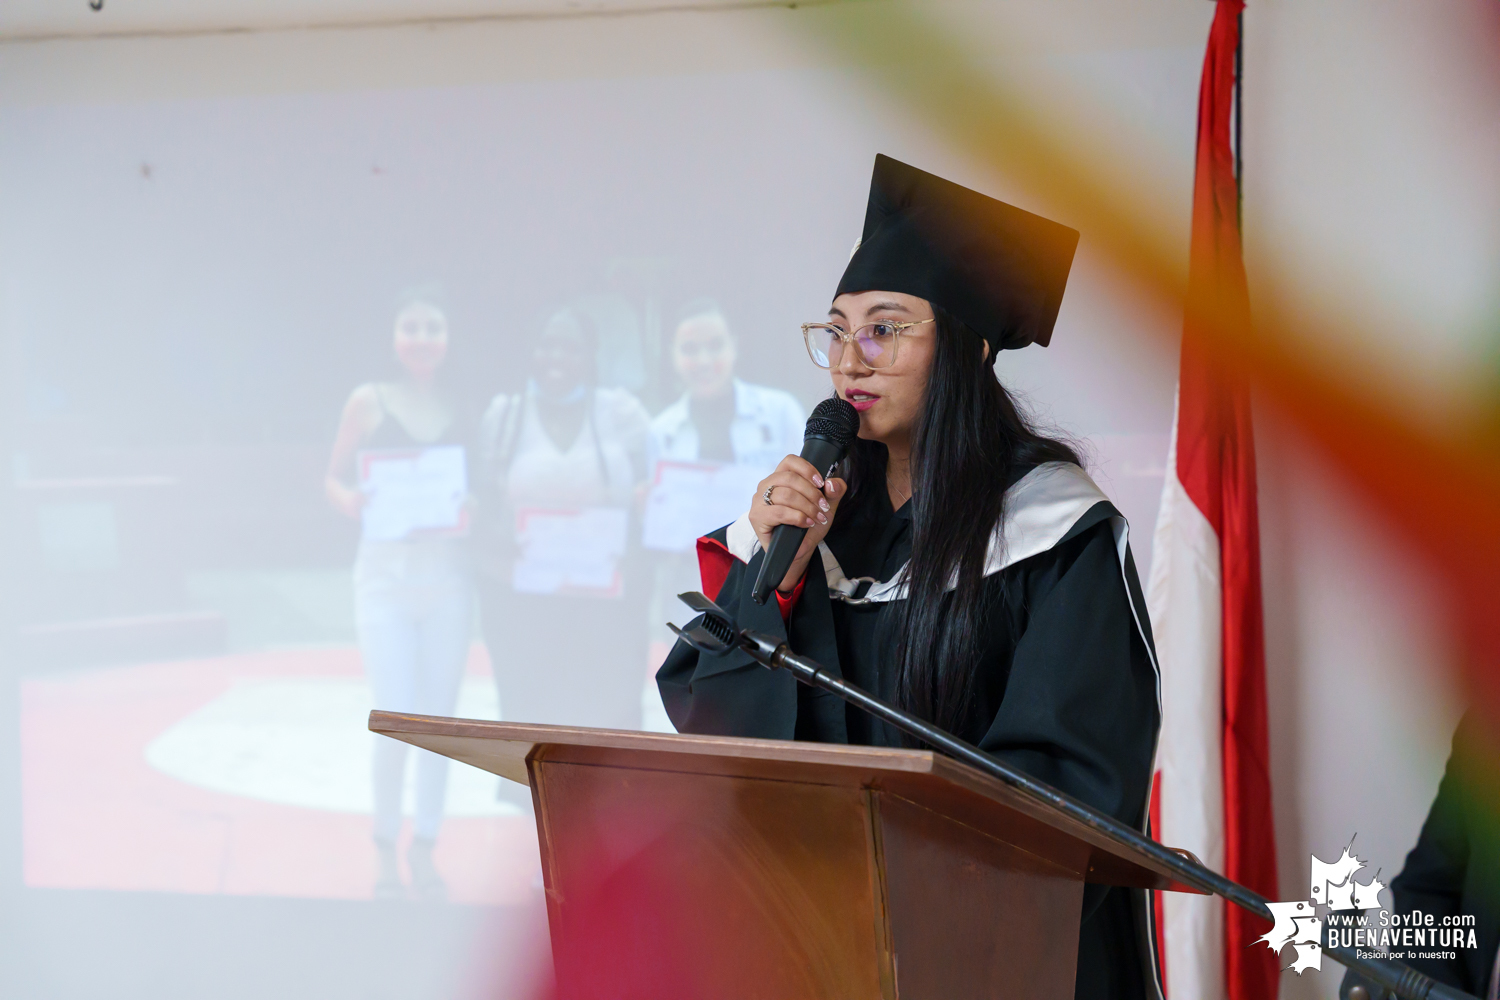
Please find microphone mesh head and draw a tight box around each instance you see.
[805,397,860,448]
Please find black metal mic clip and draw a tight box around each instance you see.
[666,591,742,655]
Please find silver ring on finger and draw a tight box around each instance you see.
[761,485,775,506]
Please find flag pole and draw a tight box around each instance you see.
[1235,7,1244,226]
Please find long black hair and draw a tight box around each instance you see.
[838,304,1079,740]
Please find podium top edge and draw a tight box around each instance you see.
[367,709,939,774]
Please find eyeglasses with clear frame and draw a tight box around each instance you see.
[800,318,934,370]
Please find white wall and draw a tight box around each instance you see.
[1244,3,1498,996]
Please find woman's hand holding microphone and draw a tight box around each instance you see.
[749,455,846,595]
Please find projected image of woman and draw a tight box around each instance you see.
[658,157,1163,1000]
[477,308,650,745]
[326,288,473,901]
[641,300,805,730]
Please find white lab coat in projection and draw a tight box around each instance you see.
[646,379,806,474]
[641,379,806,732]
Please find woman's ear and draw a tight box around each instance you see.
[981,340,992,363]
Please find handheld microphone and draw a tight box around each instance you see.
[750,397,860,605]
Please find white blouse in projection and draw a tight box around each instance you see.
[480,386,649,597]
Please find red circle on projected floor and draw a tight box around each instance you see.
[21,644,540,904]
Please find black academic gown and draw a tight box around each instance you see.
[657,461,1163,1000]
[1384,713,1500,996]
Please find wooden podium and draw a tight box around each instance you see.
[370,711,1194,1000]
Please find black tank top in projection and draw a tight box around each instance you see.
[355,386,471,544]
[363,384,464,450]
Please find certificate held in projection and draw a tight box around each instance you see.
[358,445,470,542]
[512,506,628,599]
[641,460,766,553]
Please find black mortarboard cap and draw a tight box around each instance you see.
[835,155,1080,354]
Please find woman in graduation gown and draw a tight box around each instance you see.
[657,155,1163,1000]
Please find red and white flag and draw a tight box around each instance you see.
[1147,2,1280,998]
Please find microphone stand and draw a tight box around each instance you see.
[670,592,1477,1000]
